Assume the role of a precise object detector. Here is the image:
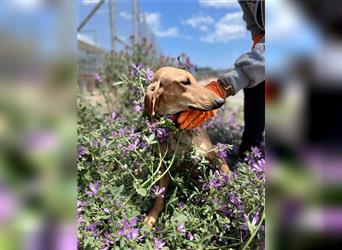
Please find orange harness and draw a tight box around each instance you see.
[175,33,265,130]
[252,33,265,49]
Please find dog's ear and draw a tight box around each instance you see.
[144,79,161,116]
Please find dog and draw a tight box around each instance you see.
[144,67,229,228]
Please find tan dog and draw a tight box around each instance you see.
[144,67,229,228]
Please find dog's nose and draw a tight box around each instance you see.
[214,98,225,107]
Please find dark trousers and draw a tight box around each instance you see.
[239,81,265,155]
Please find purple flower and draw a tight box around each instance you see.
[220,204,232,217]
[151,185,165,198]
[77,200,84,211]
[111,128,128,137]
[124,138,140,155]
[130,62,143,77]
[130,216,138,226]
[217,150,227,159]
[85,223,97,232]
[252,159,265,173]
[153,237,165,250]
[202,183,209,191]
[208,171,228,189]
[24,131,58,152]
[111,112,117,120]
[86,221,101,237]
[229,194,242,211]
[133,101,143,113]
[118,217,140,240]
[178,201,185,208]
[78,146,87,158]
[156,128,168,142]
[115,200,124,209]
[186,232,194,240]
[130,63,137,76]
[209,178,222,189]
[252,212,260,226]
[216,143,228,158]
[147,121,158,133]
[0,188,18,224]
[145,68,154,81]
[251,147,262,159]
[103,208,110,214]
[126,228,139,240]
[77,215,84,225]
[86,182,99,196]
[134,104,143,112]
[137,62,143,71]
[177,224,186,234]
[91,140,98,148]
[101,231,113,249]
[95,73,103,82]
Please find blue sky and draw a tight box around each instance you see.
[78,0,253,69]
[0,0,320,71]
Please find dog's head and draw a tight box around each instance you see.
[144,67,225,116]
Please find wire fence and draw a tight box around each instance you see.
[77,0,159,91]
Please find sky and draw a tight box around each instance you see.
[0,0,320,71]
[78,0,253,69]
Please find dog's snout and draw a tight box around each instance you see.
[214,98,225,107]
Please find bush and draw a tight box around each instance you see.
[77,62,265,249]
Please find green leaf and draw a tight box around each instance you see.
[133,181,147,196]
[174,213,187,224]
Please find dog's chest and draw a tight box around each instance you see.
[157,128,215,161]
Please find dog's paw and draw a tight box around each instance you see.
[144,214,158,228]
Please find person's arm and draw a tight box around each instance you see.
[217,39,265,96]
[177,0,265,130]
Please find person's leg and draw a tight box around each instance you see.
[239,81,265,156]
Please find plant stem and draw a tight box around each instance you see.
[147,131,183,190]
[241,209,265,250]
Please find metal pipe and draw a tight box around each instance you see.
[77,0,106,33]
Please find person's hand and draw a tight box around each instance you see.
[176,81,225,130]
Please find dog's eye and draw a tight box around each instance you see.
[180,79,191,85]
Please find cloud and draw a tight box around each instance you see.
[144,12,179,38]
[119,11,191,39]
[199,0,240,9]
[77,33,97,46]
[201,11,247,43]
[119,11,132,20]
[266,0,305,41]
[183,14,214,31]
[10,0,43,11]
[81,0,101,5]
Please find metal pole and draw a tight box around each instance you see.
[109,0,116,51]
[132,0,139,42]
[77,0,106,33]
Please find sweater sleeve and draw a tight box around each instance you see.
[218,0,265,95]
[218,40,265,95]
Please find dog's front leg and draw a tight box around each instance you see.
[144,165,170,228]
[218,157,229,174]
